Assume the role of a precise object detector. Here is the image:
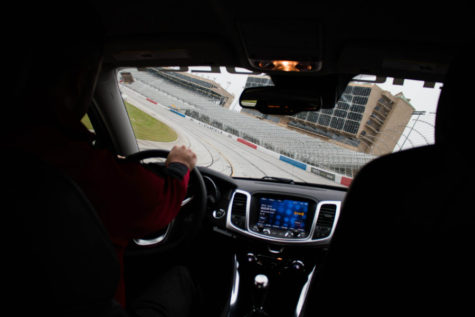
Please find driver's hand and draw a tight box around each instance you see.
[166,145,197,170]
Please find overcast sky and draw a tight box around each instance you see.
[377,79,442,113]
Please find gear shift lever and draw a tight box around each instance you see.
[252,274,269,316]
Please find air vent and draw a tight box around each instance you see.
[230,192,248,230]
[313,203,337,239]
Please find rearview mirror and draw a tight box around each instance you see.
[239,87,322,115]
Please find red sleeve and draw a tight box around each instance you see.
[40,134,191,250]
[79,148,190,248]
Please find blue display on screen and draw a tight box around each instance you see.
[257,197,309,231]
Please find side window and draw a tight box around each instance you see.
[81,114,95,133]
[122,100,177,151]
[80,106,112,150]
[81,98,177,152]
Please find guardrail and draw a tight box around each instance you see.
[233,134,352,187]
[169,108,186,117]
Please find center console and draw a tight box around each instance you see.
[225,248,317,317]
[205,175,346,317]
[220,189,342,316]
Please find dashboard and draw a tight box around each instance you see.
[201,167,347,247]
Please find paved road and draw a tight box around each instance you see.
[121,85,341,186]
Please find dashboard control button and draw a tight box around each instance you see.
[291,260,305,271]
[212,208,226,219]
[254,274,269,289]
[268,246,284,254]
[247,253,258,263]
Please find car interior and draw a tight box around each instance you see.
[6,1,475,316]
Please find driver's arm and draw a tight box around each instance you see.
[67,144,197,250]
[111,146,197,242]
[142,145,197,180]
[167,145,197,170]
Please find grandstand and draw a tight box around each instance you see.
[122,68,375,177]
[146,67,233,108]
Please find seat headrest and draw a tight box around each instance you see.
[435,46,474,149]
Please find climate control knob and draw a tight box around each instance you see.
[291,260,305,272]
[284,230,294,238]
[247,253,258,263]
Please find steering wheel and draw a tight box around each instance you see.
[124,149,207,254]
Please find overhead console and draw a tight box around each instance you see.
[226,188,342,246]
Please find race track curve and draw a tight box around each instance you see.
[121,85,341,187]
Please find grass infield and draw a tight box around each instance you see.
[81,102,177,142]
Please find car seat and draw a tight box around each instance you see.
[303,49,475,315]
[4,152,127,316]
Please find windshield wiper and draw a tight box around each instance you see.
[261,176,295,184]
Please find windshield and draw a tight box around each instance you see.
[117,67,441,187]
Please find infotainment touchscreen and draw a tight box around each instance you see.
[257,197,309,235]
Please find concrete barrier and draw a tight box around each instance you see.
[146,97,157,104]
[237,138,257,149]
[279,155,307,170]
[169,108,186,117]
